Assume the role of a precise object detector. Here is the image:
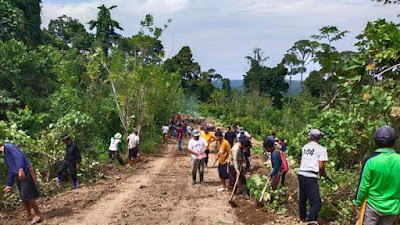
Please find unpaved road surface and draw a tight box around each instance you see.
[2,137,301,225]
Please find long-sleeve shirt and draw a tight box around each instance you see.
[4,143,31,187]
[64,141,82,164]
[270,150,282,176]
[353,148,400,215]
[228,143,243,172]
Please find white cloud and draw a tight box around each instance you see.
[41,0,399,80]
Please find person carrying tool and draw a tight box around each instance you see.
[126,129,140,166]
[188,130,208,185]
[107,133,125,166]
[58,133,82,189]
[228,139,251,200]
[298,129,328,224]
[200,127,216,168]
[353,126,400,225]
[214,130,231,192]
[263,138,282,190]
[224,126,236,147]
[1,143,43,224]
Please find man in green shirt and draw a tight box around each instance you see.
[353,126,400,224]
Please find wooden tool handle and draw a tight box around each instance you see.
[358,198,367,225]
[229,169,241,201]
[259,178,270,202]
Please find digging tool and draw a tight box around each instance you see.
[326,176,335,184]
[212,158,218,167]
[357,198,367,225]
[257,177,271,206]
[229,168,241,207]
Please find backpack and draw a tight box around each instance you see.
[278,150,289,172]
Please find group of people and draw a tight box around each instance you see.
[1,122,399,224]
[106,130,141,166]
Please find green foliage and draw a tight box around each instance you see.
[11,0,42,46]
[0,0,24,42]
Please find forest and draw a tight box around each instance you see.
[0,0,399,224]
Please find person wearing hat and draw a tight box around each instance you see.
[108,133,125,166]
[58,133,82,189]
[353,126,400,225]
[214,130,231,192]
[298,129,328,224]
[188,130,208,185]
[0,143,43,224]
[200,127,216,168]
[126,129,140,166]
[228,139,251,200]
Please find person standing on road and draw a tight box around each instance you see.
[200,127,216,168]
[57,133,82,189]
[353,126,400,225]
[224,126,236,147]
[161,124,169,143]
[214,130,231,192]
[188,130,208,185]
[187,124,193,137]
[177,124,183,151]
[126,129,140,166]
[263,138,282,190]
[228,139,251,200]
[1,143,43,224]
[298,129,328,224]
[108,133,125,166]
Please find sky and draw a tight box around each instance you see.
[41,0,400,80]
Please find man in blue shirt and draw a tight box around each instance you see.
[263,138,282,190]
[1,143,42,224]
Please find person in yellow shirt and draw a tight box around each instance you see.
[200,127,216,168]
[214,130,231,192]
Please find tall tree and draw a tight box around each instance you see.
[11,0,42,46]
[45,15,94,51]
[88,5,123,57]
[287,40,316,94]
[282,52,301,104]
[222,78,231,93]
[243,48,268,93]
[0,0,24,42]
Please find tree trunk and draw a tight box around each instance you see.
[288,75,292,105]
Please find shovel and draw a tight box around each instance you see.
[257,178,271,206]
[229,168,241,207]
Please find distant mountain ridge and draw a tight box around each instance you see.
[213,79,301,95]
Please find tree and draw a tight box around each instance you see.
[89,5,123,57]
[11,0,42,46]
[45,15,94,50]
[243,48,268,93]
[312,26,349,77]
[304,71,325,97]
[222,78,231,93]
[287,40,316,94]
[282,52,301,103]
[0,0,24,42]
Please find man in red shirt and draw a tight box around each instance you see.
[177,124,183,151]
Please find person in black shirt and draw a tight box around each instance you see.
[57,134,82,189]
[224,126,236,147]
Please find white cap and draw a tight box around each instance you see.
[309,129,321,138]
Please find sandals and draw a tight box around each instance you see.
[31,216,43,224]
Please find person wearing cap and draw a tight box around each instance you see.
[58,133,82,189]
[0,143,43,224]
[126,129,140,166]
[188,130,208,185]
[298,129,328,224]
[228,139,251,200]
[108,133,125,166]
[224,126,236,147]
[353,126,400,225]
[263,138,283,190]
[214,130,231,192]
[200,127,216,168]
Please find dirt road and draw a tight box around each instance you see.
[2,136,302,225]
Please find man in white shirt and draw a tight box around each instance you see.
[161,124,169,143]
[187,125,193,137]
[188,130,207,185]
[298,129,328,224]
[108,133,125,166]
[126,129,140,166]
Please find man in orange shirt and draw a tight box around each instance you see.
[215,130,231,192]
[200,127,216,168]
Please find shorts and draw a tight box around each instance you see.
[218,163,228,179]
[128,147,138,159]
[17,170,40,201]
